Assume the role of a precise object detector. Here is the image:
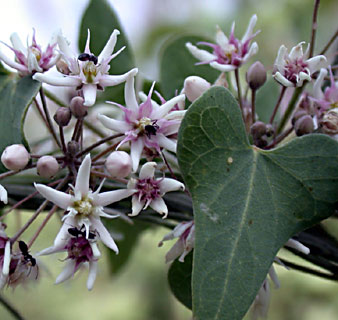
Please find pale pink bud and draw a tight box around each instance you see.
[70,97,88,119]
[37,156,59,178]
[1,144,30,171]
[184,76,211,102]
[105,151,132,178]
[54,107,71,126]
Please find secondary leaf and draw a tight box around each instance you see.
[160,35,219,100]
[79,0,135,104]
[0,74,40,173]
[168,251,193,310]
[177,86,338,319]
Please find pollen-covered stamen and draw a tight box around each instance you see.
[136,178,161,206]
[284,58,309,84]
[82,61,98,83]
[72,196,94,217]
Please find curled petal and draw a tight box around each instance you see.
[159,178,185,194]
[98,29,120,62]
[285,239,310,255]
[210,61,236,72]
[307,55,327,73]
[185,42,216,62]
[313,68,327,99]
[34,183,72,209]
[165,239,184,264]
[139,162,156,179]
[289,42,305,60]
[130,195,145,217]
[149,197,168,218]
[273,72,294,87]
[274,45,287,72]
[99,68,138,87]
[33,73,82,87]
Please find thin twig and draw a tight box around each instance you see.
[308,0,320,58]
[234,69,243,111]
[44,89,68,107]
[0,295,25,320]
[269,86,287,124]
[319,29,338,55]
[161,151,178,180]
[251,89,256,124]
[59,126,67,154]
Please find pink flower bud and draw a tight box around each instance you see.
[184,76,211,102]
[70,97,88,119]
[246,61,267,90]
[105,151,132,178]
[1,144,30,171]
[37,156,59,178]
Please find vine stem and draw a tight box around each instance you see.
[0,295,25,320]
[308,0,321,58]
[320,29,338,55]
[234,69,243,111]
[269,86,287,124]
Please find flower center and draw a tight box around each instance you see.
[73,196,93,217]
[284,58,309,83]
[136,178,161,202]
[67,237,93,262]
[82,61,98,83]
[30,46,41,62]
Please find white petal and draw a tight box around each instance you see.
[241,14,258,43]
[164,110,186,121]
[89,242,101,258]
[97,114,131,133]
[152,94,185,119]
[159,178,185,194]
[82,84,97,107]
[139,162,156,179]
[289,42,305,60]
[84,29,91,53]
[185,42,217,62]
[57,33,75,60]
[130,138,144,172]
[124,71,139,112]
[129,195,145,216]
[96,189,135,207]
[91,218,118,253]
[87,260,98,291]
[268,265,280,289]
[75,154,91,197]
[273,72,294,87]
[55,260,76,284]
[313,68,327,99]
[165,240,184,264]
[285,239,310,255]
[274,45,287,72]
[0,49,27,72]
[157,135,177,153]
[307,55,327,73]
[99,67,138,87]
[2,241,11,275]
[215,26,229,50]
[54,216,75,248]
[298,71,311,85]
[0,184,8,204]
[149,197,168,218]
[209,61,236,72]
[10,33,26,53]
[242,42,259,64]
[27,50,42,73]
[98,29,120,62]
[34,183,72,209]
[32,73,82,87]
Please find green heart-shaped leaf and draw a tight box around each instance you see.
[160,35,219,100]
[177,86,338,319]
[79,0,135,104]
[0,73,40,172]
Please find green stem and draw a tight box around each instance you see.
[277,87,303,134]
[0,295,25,320]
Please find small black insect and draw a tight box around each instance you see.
[68,227,96,240]
[18,241,36,267]
[144,121,159,139]
[78,53,98,65]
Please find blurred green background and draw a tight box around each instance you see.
[1,0,338,319]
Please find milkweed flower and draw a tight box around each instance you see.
[158,220,194,263]
[0,30,59,75]
[39,226,101,290]
[33,29,138,107]
[0,224,11,289]
[186,14,259,72]
[98,74,186,172]
[128,162,185,219]
[34,154,135,253]
[273,42,327,87]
